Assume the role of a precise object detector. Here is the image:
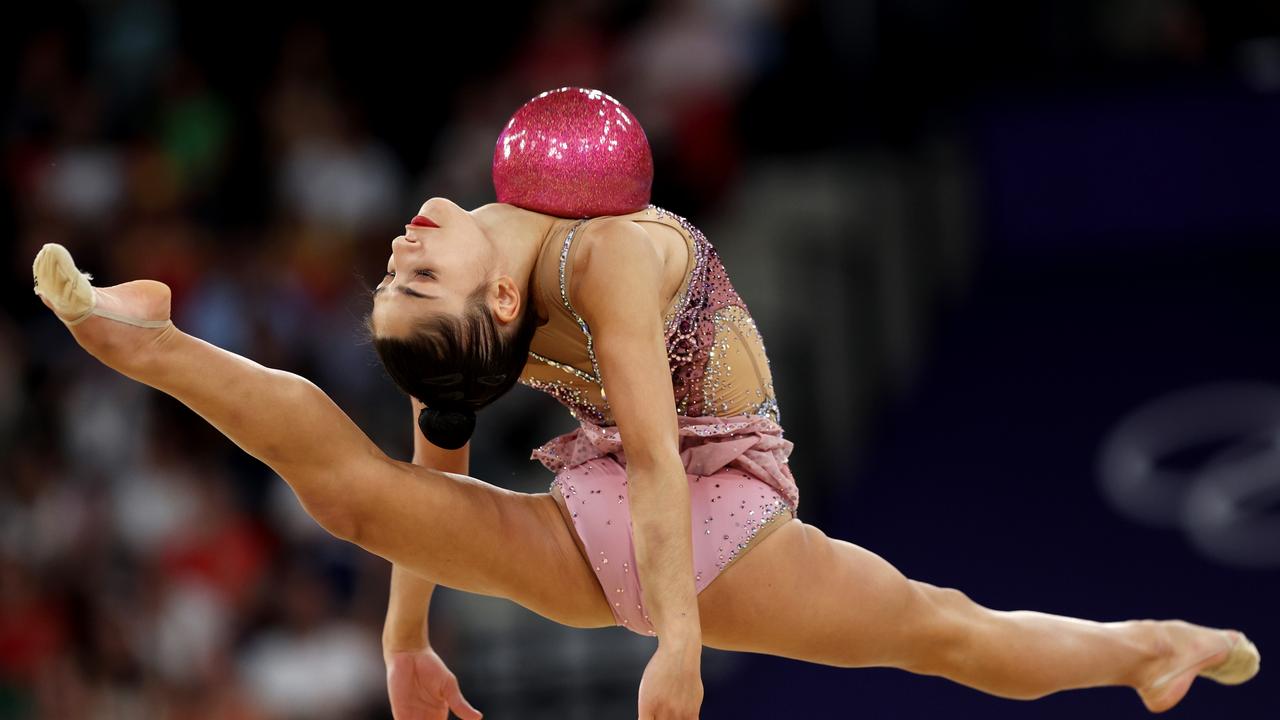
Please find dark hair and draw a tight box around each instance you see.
[370,287,536,449]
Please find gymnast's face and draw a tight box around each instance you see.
[370,197,497,338]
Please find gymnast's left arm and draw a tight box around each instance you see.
[574,220,703,720]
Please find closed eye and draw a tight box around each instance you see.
[379,269,435,282]
[373,269,440,300]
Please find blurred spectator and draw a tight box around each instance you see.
[157,58,232,200]
[0,442,88,571]
[614,0,756,202]
[266,27,405,238]
[236,558,383,719]
[36,87,125,225]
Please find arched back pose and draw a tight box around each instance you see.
[33,88,1257,719]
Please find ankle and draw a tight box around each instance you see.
[1123,620,1173,690]
[121,322,181,379]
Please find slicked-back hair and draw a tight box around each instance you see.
[369,286,536,436]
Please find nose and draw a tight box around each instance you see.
[391,234,420,261]
[389,235,421,275]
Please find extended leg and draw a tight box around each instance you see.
[697,520,1251,712]
[40,274,612,629]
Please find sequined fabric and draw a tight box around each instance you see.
[553,456,793,635]
[520,205,781,428]
[534,414,799,511]
[517,206,798,637]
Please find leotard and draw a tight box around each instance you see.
[519,206,798,635]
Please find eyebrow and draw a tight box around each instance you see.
[373,285,440,301]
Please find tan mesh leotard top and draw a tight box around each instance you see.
[518,205,780,428]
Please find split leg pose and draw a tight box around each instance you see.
[34,243,1258,716]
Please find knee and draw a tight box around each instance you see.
[279,455,372,543]
[899,581,980,675]
[295,474,362,543]
[281,444,390,545]
[915,582,973,613]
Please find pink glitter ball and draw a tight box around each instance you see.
[493,87,653,218]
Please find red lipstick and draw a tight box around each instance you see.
[409,215,439,228]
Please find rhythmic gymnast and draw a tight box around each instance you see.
[32,88,1258,719]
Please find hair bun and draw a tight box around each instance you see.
[417,406,476,450]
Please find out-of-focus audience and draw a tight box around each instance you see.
[1,2,780,715]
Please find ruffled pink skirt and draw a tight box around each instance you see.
[532,414,800,635]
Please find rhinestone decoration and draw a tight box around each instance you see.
[519,206,780,426]
[553,460,795,637]
[522,205,798,638]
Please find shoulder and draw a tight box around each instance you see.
[571,217,660,276]
[567,218,664,320]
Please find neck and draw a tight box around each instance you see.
[471,203,569,323]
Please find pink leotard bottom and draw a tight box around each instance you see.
[533,414,800,636]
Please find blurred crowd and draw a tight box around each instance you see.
[3,0,1276,718]
[0,2,810,717]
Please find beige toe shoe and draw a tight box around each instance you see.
[33,244,170,329]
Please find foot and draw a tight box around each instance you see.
[33,243,175,372]
[1136,621,1260,713]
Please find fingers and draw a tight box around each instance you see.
[447,680,483,720]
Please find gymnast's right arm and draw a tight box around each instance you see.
[383,398,460,655]
[381,397,481,720]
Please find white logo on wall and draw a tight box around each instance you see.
[1098,383,1280,569]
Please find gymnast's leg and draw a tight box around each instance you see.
[696,519,1250,713]
[38,268,612,630]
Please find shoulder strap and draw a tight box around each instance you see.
[555,218,602,384]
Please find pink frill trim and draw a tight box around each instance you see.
[531,414,800,511]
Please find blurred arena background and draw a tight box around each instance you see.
[2,1,1278,717]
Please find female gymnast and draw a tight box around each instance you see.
[33,88,1258,719]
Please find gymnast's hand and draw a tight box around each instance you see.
[385,647,482,720]
[638,643,703,719]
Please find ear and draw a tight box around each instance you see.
[489,275,522,325]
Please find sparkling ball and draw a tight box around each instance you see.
[493,87,653,218]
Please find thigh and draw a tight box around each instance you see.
[697,519,934,668]
[346,455,615,629]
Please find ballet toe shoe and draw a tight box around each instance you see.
[32,243,171,330]
[33,243,97,326]
[1201,632,1260,686]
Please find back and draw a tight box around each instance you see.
[519,206,779,427]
